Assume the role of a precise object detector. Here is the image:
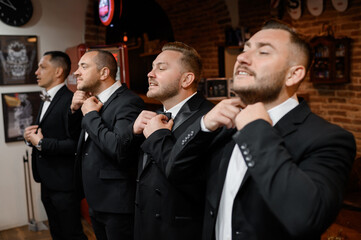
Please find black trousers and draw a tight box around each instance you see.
[89,207,134,240]
[41,185,87,240]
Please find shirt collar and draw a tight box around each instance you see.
[164,92,197,119]
[44,83,65,100]
[267,94,299,126]
[97,81,121,104]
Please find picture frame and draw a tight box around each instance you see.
[2,91,41,142]
[205,78,231,100]
[0,35,38,85]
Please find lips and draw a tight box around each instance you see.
[148,80,158,87]
[235,68,254,77]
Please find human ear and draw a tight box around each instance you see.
[181,72,195,88]
[100,67,110,80]
[285,65,305,87]
[55,67,64,78]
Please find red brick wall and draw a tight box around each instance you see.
[156,0,231,78]
[85,0,106,46]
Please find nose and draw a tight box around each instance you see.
[35,67,40,75]
[147,68,155,78]
[74,68,80,77]
[236,50,251,65]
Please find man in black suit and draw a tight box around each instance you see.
[68,50,144,240]
[127,42,214,240]
[171,20,356,239]
[24,51,87,240]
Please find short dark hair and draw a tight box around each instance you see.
[261,19,312,72]
[88,50,118,79]
[162,41,202,88]
[43,51,71,78]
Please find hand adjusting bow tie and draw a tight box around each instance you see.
[156,110,172,120]
[40,93,51,102]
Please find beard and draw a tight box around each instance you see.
[146,78,180,102]
[77,78,101,94]
[232,69,286,106]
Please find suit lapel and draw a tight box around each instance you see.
[140,93,206,174]
[39,86,67,125]
[172,92,204,132]
[35,101,44,125]
[274,98,311,137]
[99,84,126,113]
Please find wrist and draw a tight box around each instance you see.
[35,139,43,151]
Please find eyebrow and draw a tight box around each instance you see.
[244,41,276,50]
[152,61,168,68]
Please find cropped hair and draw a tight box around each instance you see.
[88,50,118,79]
[162,41,202,87]
[261,19,312,72]
[44,51,71,78]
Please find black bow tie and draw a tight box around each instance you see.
[156,110,172,120]
[40,93,51,102]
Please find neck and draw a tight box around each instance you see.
[93,79,115,96]
[162,91,195,110]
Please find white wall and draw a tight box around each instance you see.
[0,0,88,231]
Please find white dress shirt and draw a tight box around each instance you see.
[203,96,299,240]
[39,83,65,121]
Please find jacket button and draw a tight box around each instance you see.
[155,213,161,219]
[242,148,250,155]
[240,143,247,150]
[155,189,161,195]
[136,179,139,183]
[235,231,242,235]
[245,155,252,162]
[247,160,255,168]
[210,210,214,216]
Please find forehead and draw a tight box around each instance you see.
[247,29,291,49]
[80,51,97,63]
[39,55,52,64]
[153,50,183,65]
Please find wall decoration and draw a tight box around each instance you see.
[332,0,348,12]
[205,78,229,100]
[0,35,38,85]
[287,0,302,20]
[2,91,41,142]
[307,0,323,16]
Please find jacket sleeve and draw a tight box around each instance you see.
[40,107,80,156]
[81,97,144,166]
[233,119,356,236]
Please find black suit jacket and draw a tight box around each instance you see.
[132,92,214,240]
[172,99,356,240]
[31,85,78,191]
[68,84,145,213]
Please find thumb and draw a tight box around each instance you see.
[166,119,174,129]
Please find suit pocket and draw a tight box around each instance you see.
[99,169,128,179]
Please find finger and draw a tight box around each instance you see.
[155,114,169,122]
[166,119,174,129]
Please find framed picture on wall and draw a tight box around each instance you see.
[205,78,230,100]
[0,35,38,85]
[2,91,41,142]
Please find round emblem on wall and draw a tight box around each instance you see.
[332,0,348,12]
[307,0,324,17]
[99,0,115,26]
